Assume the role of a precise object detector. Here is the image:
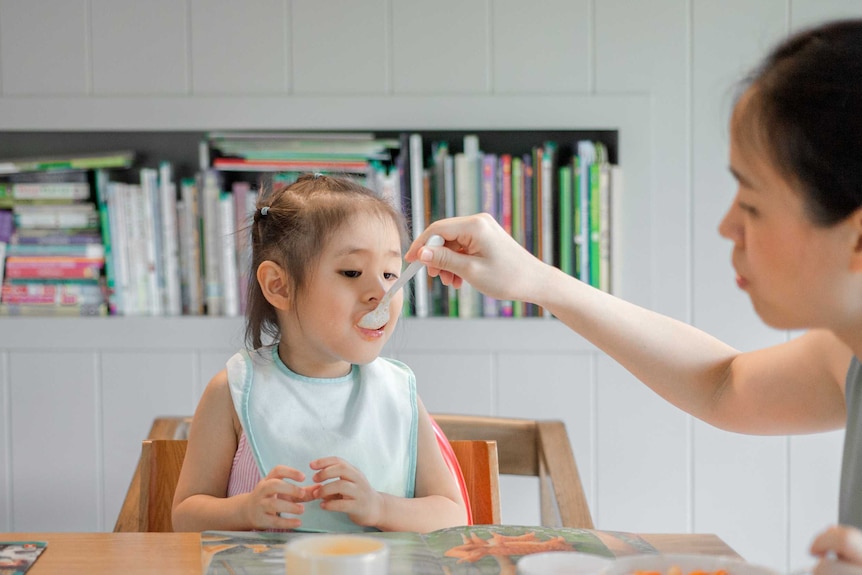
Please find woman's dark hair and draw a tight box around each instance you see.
[244,173,409,349]
[734,18,862,226]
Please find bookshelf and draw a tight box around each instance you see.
[0,128,620,318]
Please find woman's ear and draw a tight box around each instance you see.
[257,260,291,310]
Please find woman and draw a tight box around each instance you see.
[406,19,862,564]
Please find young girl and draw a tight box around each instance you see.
[172,173,467,533]
[407,19,862,565]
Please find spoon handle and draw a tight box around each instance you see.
[383,234,444,300]
[386,260,424,298]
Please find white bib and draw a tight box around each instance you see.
[226,345,417,532]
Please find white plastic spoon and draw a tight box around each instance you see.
[358,234,444,329]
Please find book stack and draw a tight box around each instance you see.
[0,166,114,316]
[413,135,622,319]
[207,131,401,188]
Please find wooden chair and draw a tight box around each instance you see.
[432,413,594,528]
[113,416,192,532]
[448,439,500,524]
[119,435,500,532]
[139,439,188,532]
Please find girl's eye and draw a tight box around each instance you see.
[384,272,398,280]
[341,270,361,278]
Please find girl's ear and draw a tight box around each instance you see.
[257,260,291,310]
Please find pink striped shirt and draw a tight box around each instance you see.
[227,431,261,497]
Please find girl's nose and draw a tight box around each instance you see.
[365,277,388,302]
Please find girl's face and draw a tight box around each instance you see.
[279,210,404,378]
[719,91,860,331]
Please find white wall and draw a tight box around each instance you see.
[1,1,860,572]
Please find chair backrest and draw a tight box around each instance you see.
[431,413,593,528]
[139,439,188,532]
[113,416,192,532]
[448,440,500,524]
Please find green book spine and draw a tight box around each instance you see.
[511,157,523,318]
[572,156,581,279]
[94,169,115,314]
[559,166,573,276]
[589,163,602,288]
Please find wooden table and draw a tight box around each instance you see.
[0,531,739,575]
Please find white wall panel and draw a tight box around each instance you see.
[199,351,235,402]
[293,0,387,94]
[597,357,689,533]
[596,0,690,320]
[101,351,198,531]
[397,351,493,415]
[391,0,488,94]
[792,0,862,30]
[788,431,844,571]
[694,425,788,569]
[691,0,787,348]
[0,352,9,530]
[190,0,287,95]
[498,351,594,525]
[492,0,589,94]
[0,0,88,95]
[91,0,188,95]
[10,351,99,531]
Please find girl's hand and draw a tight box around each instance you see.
[811,525,862,566]
[243,465,315,530]
[310,456,384,528]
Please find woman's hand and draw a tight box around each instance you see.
[310,456,384,528]
[811,525,862,566]
[243,465,314,530]
[406,213,547,303]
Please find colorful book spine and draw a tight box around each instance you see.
[5,257,103,280]
[1,282,104,305]
[499,155,513,317]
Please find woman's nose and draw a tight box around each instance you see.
[718,202,743,244]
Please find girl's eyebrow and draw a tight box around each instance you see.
[334,246,402,258]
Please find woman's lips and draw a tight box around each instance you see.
[735,274,749,289]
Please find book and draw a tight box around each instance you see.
[178,178,204,315]
[0,540,47,574]
[159,162,182,316]
[0,150,134,174]
[201,525,659,575]
[408,133,429,318]
[0,302,107,316]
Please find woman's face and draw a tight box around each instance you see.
[718,91,860,331]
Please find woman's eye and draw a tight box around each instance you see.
[738,202,758,216]
[341,270,361,278]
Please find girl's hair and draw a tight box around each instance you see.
[245,173,409,349]
[734,18,862,226]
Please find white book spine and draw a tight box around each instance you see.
[219,194,240,317]
[454,152,482,318]
[159,162,182,315]
[201,171,223,316]
[126,184,147,315]
[140,168,162,315]
[408,133,429,318]
[180,179,203,315]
